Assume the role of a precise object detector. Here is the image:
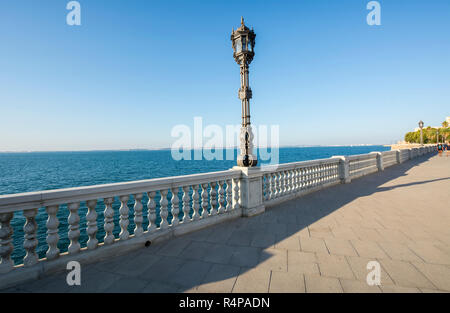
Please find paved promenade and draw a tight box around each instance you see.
[3,154,450,293]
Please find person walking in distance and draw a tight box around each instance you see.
[437,143,443,157]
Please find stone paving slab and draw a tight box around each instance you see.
[2,154,450,293]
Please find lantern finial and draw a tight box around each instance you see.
[241,16,244,26]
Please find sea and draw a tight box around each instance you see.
[0,146,390,264]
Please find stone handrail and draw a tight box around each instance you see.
[0,144,436,289]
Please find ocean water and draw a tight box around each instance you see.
[0,146,389,264]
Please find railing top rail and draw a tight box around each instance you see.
[0,169,241,212]
[259,157,340,173]
[347,153,377,161]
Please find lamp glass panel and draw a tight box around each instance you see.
[236,38,242,53]
[242,36,247,51]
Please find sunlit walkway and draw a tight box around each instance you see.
[3,154,450,293]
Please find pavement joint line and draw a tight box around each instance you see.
[406,245,427,263]
[375,241,393,260]
[409,261,440,291]
[344,255,358,280]
[303,274,307,293]
[375,257,396,286]
[268,270,272,292]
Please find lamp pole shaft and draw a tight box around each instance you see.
[240,62,250,126]
[237,59,257,167]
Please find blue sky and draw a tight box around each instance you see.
[0,0,449,151]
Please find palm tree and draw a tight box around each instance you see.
[443,121,449,128]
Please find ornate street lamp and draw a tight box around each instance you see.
[418,120,424,145]
[231,17,257,167]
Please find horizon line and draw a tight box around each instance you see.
[0,144,391,153]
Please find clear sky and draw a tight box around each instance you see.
[0,0,449,151]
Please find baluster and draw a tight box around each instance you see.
[159,189,169,229]
[263,176,269,201]
[319,166,323,184]
[280,171,286,196]
[46,205,59,260]
[319,165,323,184]
[314,166,319,186]
[283,171,290,195]
[283,171,289,195]
[269,173,275,200]
[86,200,98,250]
[171,188,180,226]
[147,191,157,232]
[225,179,233,212]
[291,170,296,193]
[182,186,191,223]
[210,182,218,215]
[0,212,14,273]
[298,168,303,191]
[23,208,38,266]
[302,168,307,189]
[119,195,130,240]
[67,202,80,255]
[218,180,226,213]
[287,170,292,194]
[275,172,281,198]
[318,166,321,184]
[296,168,301,191]
[233,177,240,210]
[192,185,200,220]
[133,193,144,237]
[306,168,311,188]
[201,183,209,218]
[292,169,297,192]
[103,197,115,245]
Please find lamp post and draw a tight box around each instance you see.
[231,17,257,167]
[418,120,424,145]
[436,129,439,144]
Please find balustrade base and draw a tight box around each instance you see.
[242,204,265,217]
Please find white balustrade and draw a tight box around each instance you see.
[0,147,435,289]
